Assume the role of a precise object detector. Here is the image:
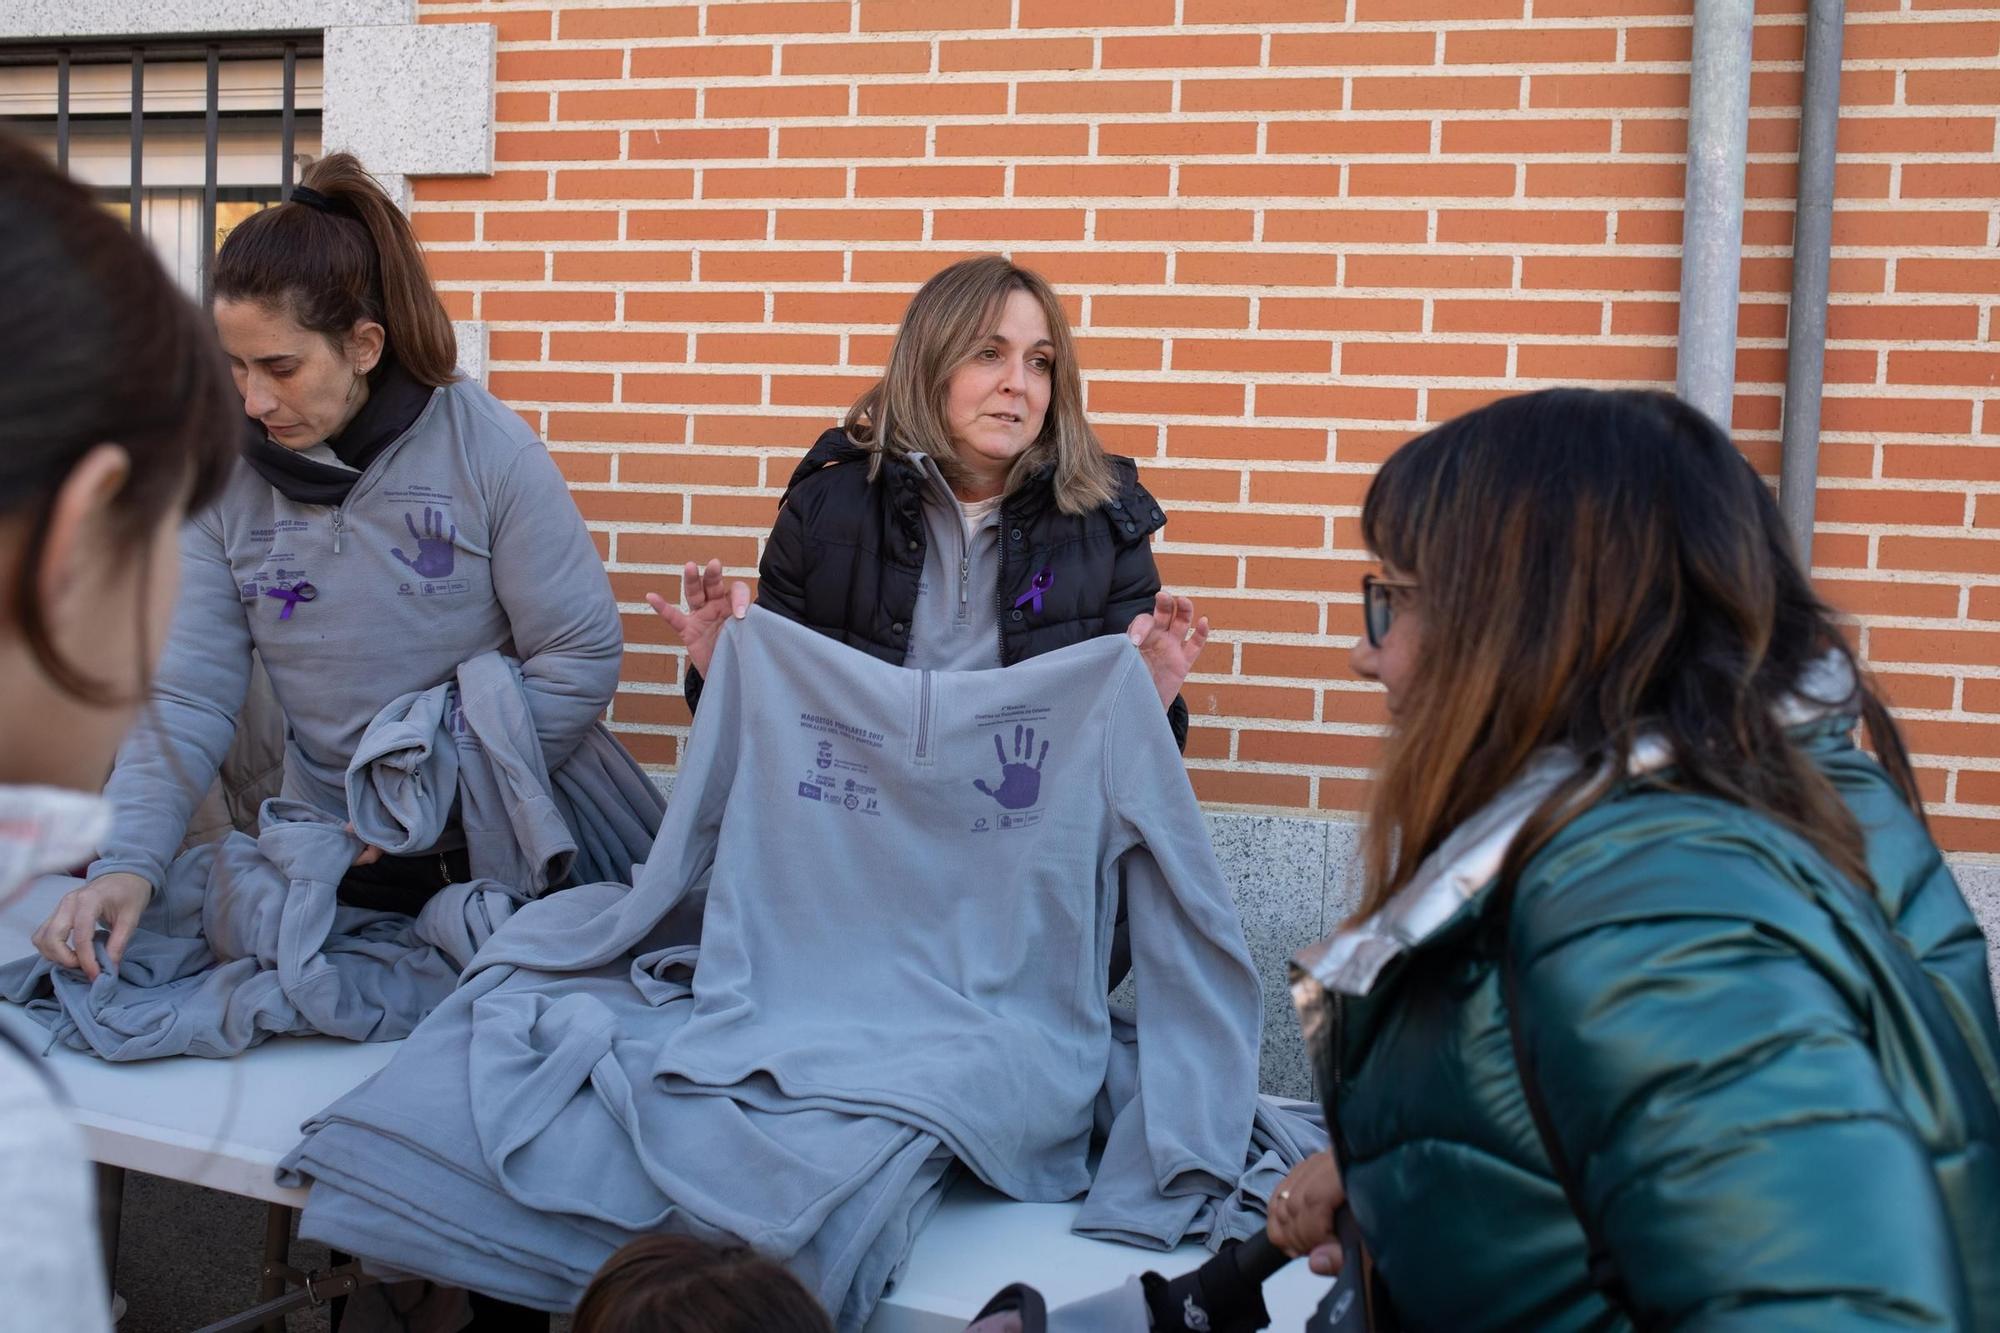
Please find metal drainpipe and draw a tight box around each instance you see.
[1676,0,1756,431]
[1779,0,1846,568]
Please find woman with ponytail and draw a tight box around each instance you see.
[33,153,636,980]
[1269,389,2000,1330]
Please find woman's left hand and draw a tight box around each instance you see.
[1268,1150,1347,1275]
[1126,591,1210,709]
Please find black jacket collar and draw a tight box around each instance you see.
[784,428,1069,526]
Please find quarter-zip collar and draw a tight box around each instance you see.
[907,452,1005,671]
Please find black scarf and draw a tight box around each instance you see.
[241,358,435,506]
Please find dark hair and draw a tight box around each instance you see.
[0,131,238,702]
[1356,387,1921,917]
[573,1236,835,1333]
[213,151,457,386]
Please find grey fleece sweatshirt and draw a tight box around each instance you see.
[909,454,1004,672]
[280,606,1267,1325]
[479,604,1262,1199]
[90,378,622,890]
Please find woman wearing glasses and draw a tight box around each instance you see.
[1264,388,2000,1329]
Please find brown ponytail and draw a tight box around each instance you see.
[213,152,457,386]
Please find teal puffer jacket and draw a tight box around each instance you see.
[1322,723,2000,1330]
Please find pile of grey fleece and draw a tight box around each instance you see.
[0,653,663,1059]
[279,609,1323,1329]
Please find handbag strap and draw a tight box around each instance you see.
[1495,877,1637,1322]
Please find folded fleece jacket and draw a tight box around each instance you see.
[0,653,663,1060]
[283,606,1276,1323]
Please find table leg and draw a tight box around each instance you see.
[94,1164,124,1292]
[258,1204,296,1333]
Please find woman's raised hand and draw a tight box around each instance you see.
[1126,591,1210,709]
[645,559,750,679]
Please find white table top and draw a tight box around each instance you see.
[2,876,1333,1330]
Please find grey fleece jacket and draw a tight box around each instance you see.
[90,378,621,890]
[473,604,1262,1200]
[280,606,1267,1325]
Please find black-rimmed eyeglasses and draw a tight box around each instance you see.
[1361,574,1419,649]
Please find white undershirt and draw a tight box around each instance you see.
[958,493,1004,540]
[300,442,360,472]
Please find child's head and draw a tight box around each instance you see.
[0,131,237,791]
[573,1235,836,1333]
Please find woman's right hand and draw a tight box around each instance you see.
[1267,1150,1347,1276]
[645,559,750,679]
[31,872,152,982]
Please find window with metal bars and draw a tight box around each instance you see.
[0,37,325,301]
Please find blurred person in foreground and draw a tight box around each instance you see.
[0,130,237,1332]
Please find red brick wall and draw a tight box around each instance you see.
[410,0,2000,847]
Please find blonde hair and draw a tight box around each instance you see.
[844,256,1115,515]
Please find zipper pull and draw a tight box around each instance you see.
[331,508,344,554]
[959,554,970,606]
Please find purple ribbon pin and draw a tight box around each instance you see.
[1013,567,1054,615]
[264,580,318,620]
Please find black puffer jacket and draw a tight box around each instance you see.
[687,428,1189,750]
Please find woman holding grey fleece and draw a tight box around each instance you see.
[32,153,630,987]
[653,255,1209,748]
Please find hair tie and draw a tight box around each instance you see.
[289,184,342,216]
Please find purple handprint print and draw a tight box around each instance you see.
[392,507,457,578]
[973,724,1049,811]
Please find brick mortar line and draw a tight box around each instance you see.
[483,370,1998,387]
[454,281,2000,295]
[473,18,1985,38]
[486,130,2000,146]
[436,226,2000,241]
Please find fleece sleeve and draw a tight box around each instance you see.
[487,440,623,770]
[1100,650,1263,1200]
[89,512,253,890]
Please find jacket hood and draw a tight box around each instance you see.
[1291,650,1860,1002]
[781,428,1163,542]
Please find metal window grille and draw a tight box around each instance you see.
[0,36,325,300]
